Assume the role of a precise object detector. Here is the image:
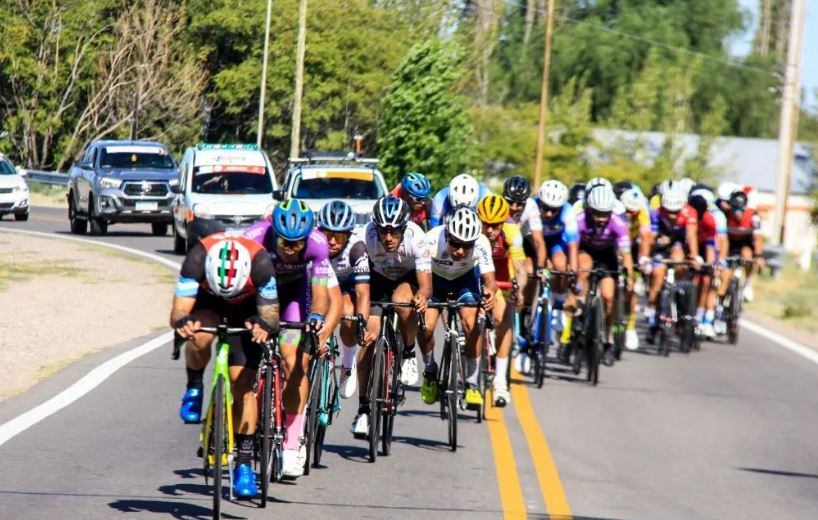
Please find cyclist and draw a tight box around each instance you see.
[573,177,615,213]
[535,180,579,350]
[574,185,634,366]
[429,173,491,228]
[503,176,547,302]
[390,171,433,229]
[243,199,331,478]
[568,182,586,205]
[644,189,701,331]
[171,232,280,498]
[688,190,725,339]
[723,190,763,302]
[476,194,527,406]
[353,195,432,437]
[420,207,497,409]
[619,187,652,350]
[317,200,372,398]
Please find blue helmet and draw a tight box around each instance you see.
[372,195,410,228]
[317,200,355,232]
[272,199,314,240]
[400,172,432,199]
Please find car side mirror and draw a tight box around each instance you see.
[272,189,284,201]
[169,183,180,194]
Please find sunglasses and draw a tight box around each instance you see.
[276,237,306,252]
[482,221,503,232]
[540,205,560,215]
[504,197,525,208]
[321,229,350,244]
[377,226,405,238]
[447,236,475,251]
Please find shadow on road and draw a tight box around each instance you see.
[322,442,369,463]
[738,467,818,479]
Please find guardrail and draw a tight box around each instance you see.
[21,169,69,186]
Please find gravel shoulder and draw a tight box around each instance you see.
[0,232,173,400]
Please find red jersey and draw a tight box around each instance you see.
[390,184,429,228]
[726,208,760,241]
[697,210,717,245]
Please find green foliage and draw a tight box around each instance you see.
[377,40,474,189]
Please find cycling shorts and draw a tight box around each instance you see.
[191,291,262,369]
[545,234,569,256]
[728,236,754,257]
[579,246,620,275]
[369,270,419,316]
[431,267,481,304]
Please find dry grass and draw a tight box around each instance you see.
[27,182,67,206]
[746,259,818,334]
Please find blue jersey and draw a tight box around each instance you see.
[535,199,579,244]
[429,183,492,228]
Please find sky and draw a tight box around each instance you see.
[730,0,818,111]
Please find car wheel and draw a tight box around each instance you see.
[151,223,169,236]
[173,226,187,254]
[88,197,108,235]
[14,211,29,222]
[68,194,88,235]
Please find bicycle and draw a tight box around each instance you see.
[523,270,573,388]
[298,324,325,476]
[648,259,698,355]
[481,280,518,414]
[568,268,617,386]
[254,334,285,507]
[717,255,750,345]
[368,302,414,462]
[610,271,628,361]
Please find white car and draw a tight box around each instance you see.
[280,154,387,229]
[0,155,29,221]
[171,144,278,253]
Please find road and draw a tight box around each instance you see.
[1,206,817,519]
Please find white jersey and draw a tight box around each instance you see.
[329,234,370,286]
[425,225,494,281]
[365,221,431,280]
[510,198,542,236]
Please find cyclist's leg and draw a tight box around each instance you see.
[549,245,572,343]
[178,305,217,423]
[522,236,538,307]
[740,243,755,299]
[577,251,594,298]
[492,290,510,382]
[393,279,420,384]
[698,244,716,336]
[337,292,359,398]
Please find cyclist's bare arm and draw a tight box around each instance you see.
[568,241,579,272]
[322,284,343,341]
[638,229,652,259]
[531,230,547,269]
[170,296,198,337]
[413,271,433,313]
[686,222,699,259]
[513,258,528,297]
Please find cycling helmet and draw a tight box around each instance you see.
[688,194,708,218]
[447,207,482,243]
[728,191,748,211]
[613,180,634,199]
[503,175,531,204]
[538,180,568,208]
[586,177,613,192]
[205,239,252,299]
[448,173,480,207]
[372,195,410,228]
[568,183,586,204]
[586,185,616,213]
[400,172,432,199]
[477,194,510,224]
[318,200,355,232]
[717,181,738,201]
[690,188,715,206]
[658,179,677,197]
[678,178,696,197]
[272,199,314,240]
[661,190,687,212]
[620,188,644,213]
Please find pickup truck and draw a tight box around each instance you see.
[67,140,177,235]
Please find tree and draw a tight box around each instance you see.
[377,40,474,189]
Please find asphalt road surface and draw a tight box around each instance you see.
[1,206,817,519]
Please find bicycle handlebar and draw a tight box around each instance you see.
[372,301,427,332]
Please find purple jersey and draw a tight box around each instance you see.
[244,220,331,287]
[576,211,631,251]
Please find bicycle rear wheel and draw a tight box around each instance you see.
[368,339,385,462]
[259,367,273,507]
[658,289,672,356]
[212,376,225,518]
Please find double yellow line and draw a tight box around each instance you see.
[486,368,572,519]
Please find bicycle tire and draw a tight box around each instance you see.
[727,278,740,345]
[212,376,225,519]
[259,367,273,507]
[613,285,625,360]
[368,338,384,462]
[448,334,459,452]
[312,359,329,468]
[479,353,489,420]
[381,342,397,456]
[303,362,321,475]
[659,288,672,357]
[591,298,605,385]
[439,341,451,421]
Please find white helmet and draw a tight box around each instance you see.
[658,179,677,196]
[448,173,480,208]
[620,188,644,212]
[717,181,738,201]
[661,189,687,212]
[446,207,482,243]
[586,177,613,191]
[690,188,715,205]
[538,180,568,207]
[586,185,616,213]
[205,239,252,299]
[678,178,695,197]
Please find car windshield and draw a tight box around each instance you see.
[99,149,174,169]
[0,161,15,175]
[293,176,384,199]
[192,168,273,195]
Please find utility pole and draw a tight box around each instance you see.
[290,0,308,159]
[533,0,556,189]
[257,0,273,148]
[129,90,139,140]
[771,0,805,246]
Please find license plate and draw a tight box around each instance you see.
[135,201,158,212]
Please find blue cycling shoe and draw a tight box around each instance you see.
[179,387,203,424]
[233,463,259,498]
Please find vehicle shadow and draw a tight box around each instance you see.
[738,467,818,479]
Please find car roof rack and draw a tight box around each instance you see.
[288,151,378,166]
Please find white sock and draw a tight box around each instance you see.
[704,309,715,323]
[696,307,705,322]
[465,357,480,385]
[494,357,509,386]
[341,341,359,369]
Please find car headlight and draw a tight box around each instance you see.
[192,203,212,219]
[13,181,28,192]
[99,177,122,189]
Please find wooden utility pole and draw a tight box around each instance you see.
[771,0,805,246]
[290,0,308,159]
[533,0,556,189]
[256,0,274,148]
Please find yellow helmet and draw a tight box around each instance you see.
[477,194,509,224]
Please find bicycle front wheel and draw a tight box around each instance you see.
[368,339,385,462]
[259,367,273,507]
[212,375,225,518]
[447,336,459,452]
[587,298,604,386]
[304,364,321,475]
[313,359,330,468]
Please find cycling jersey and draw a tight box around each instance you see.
[365,221,432,280]
[697,210,718,247]
[573,199,627,216]
[426,225,494,280]
[625,204,652,240]
[650,206,698,246]
[536,201,579,243]
[175,233,278,306]
[487,222,525,282]
[509,198,542,236]
[576,211,631,252]
[328,235,370,292]
[390,184,431,228]
[429,183,492,228]
[243,222,331,287]
[726,208,760,242]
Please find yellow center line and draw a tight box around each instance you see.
[510,367,573,518]
[485,400,527,519]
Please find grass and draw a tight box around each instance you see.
[745,258,818,334]
[77,243,177,284]
[0,258,85,290]
[27,182,67,206]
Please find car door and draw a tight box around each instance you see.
[76,146,96,212]
[173,149,192,235]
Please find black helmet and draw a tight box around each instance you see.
[728,191,748,212]
[688,194,708,219]
[568,183,586,204]
[613,180,634,199]
[372,195,410,228]
[503,176,531,204]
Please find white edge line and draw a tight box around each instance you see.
[0,228,181,447]
[739,319,818,365]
